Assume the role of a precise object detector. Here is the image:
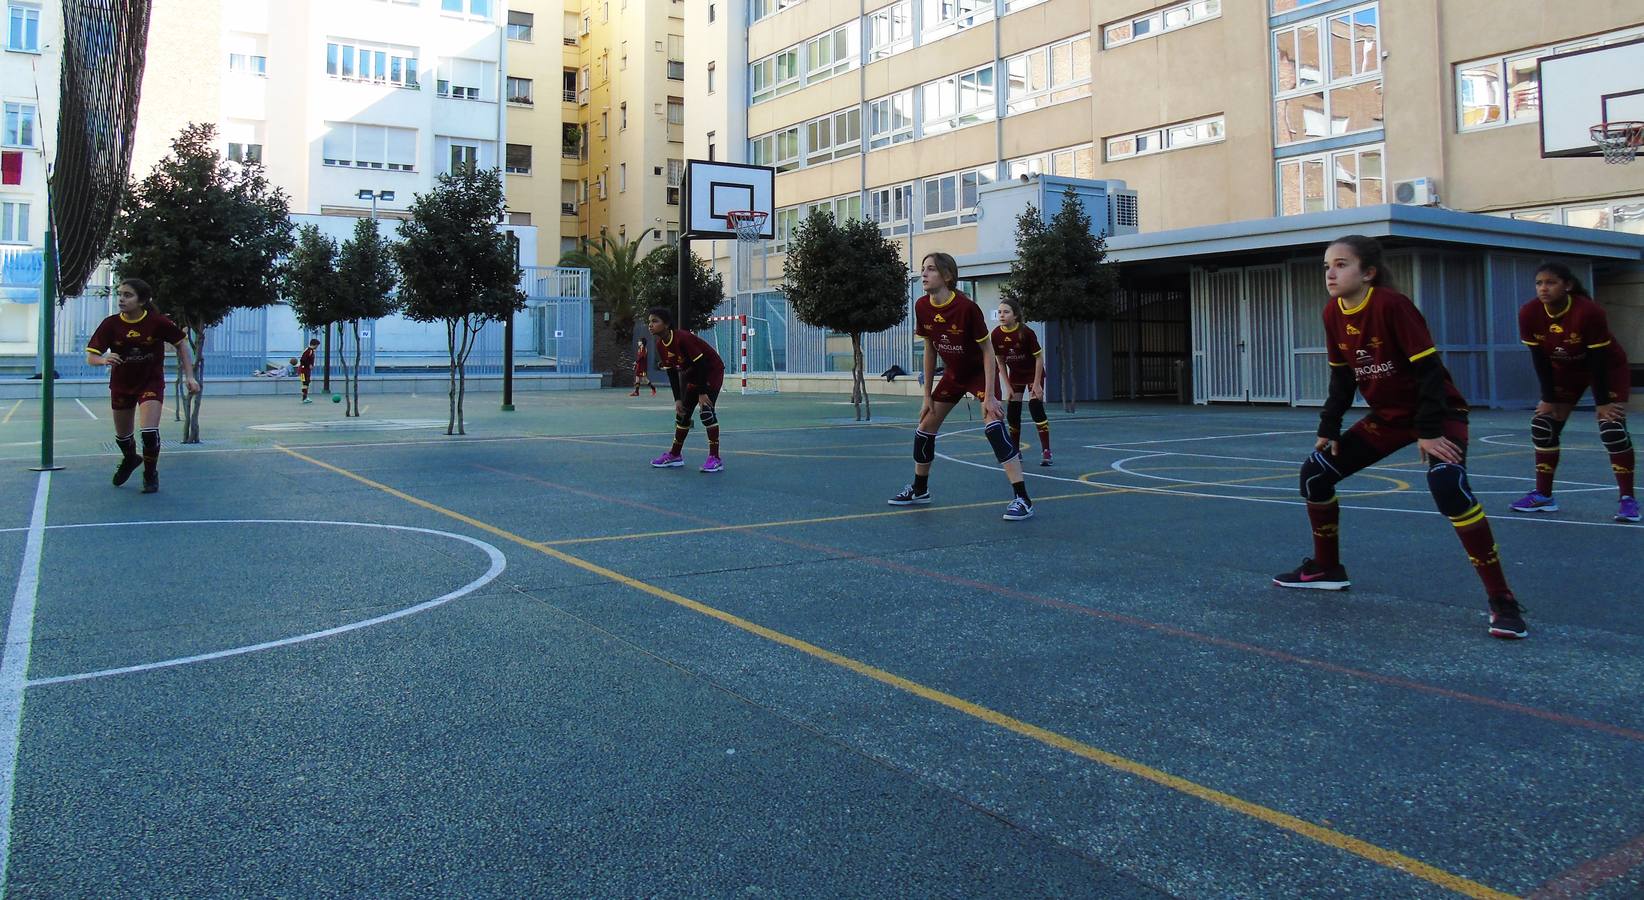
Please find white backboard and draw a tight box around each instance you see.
[684,160,775,239]
[1539,37,1644,158]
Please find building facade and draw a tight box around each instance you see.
[0,0,59,362]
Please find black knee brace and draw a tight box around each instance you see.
[1006,399,1023,432]
[1600,418,1632,454]
[699,407,719,428]
[1529,414,1565,449]
[913,429,936,464]
[1426,462,1478,518]
[1299,450,1341,503]
[1027,397,1047,426]
[985,420,1020,463]
[675,413,692,431]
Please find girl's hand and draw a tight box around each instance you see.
[102,352,123,366]
[1418,435,1463,465]
[1596,402,1626,423]
[1314,436,1338,456]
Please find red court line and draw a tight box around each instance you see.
[473,463,1644,746]
[1529,832,1644,899]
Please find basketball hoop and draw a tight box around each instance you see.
[1590,121,1644,165]
[725,210,768,243]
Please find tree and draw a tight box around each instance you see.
[282,223,343,401]
[109,122,294,442]
[635,243,725,335]
[559,233,648,386]
[334,217,400,417]
[781,210,909,421]
[394,167,524,435]
[1001,187,1119,413]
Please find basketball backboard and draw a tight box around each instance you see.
[1539,36,1644,158]
[683,160,775,239]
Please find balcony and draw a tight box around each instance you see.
[561,202,577,216]
[562,89,577,102]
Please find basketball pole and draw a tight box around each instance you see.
[31,212,62,472]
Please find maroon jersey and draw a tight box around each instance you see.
[86,310,186,392]
[654,328,724,375]
[916,291,988,379]
[1518,294,1629,400]
[991,323,1042,387]
[299,346,316,371]
[1324,288,1467,423]
[634,342,648,375]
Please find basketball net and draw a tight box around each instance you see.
[1591,122,1644,165]
[726,210,768,295]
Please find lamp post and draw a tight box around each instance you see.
[335,189,395,391]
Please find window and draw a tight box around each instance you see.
[1497,196,1644,235]
[1106,115,1225,159]
[601,111,608,138]
[708,4,715,24]
[805,193,863,224]
[561,180,578,215]
[506,77,534,105]
[327,40,419,88]
[225,120,266,166]
[923,166,994,229]
[923,0,992,43]
[868,183,913,235]
[597,174,607,200]
[750,0,800,24]
[750,47,801,104]
[750,127,800,172]
[619,103,628,130]
[805,23,858,84]
[228,53,268,76]
[601,1,609,23]
[580,65,591,102]
[1271,0,1330,11]
[619,163,627,192]
[1004,34,1091,116]
[1007,144,1097,179]
[707,130,716,161]
[437,57,493,101]
[868,90,915,148]
[227,142,263,164]
[563,12,578,43]
[8,3,39,52]
[1272,3,1380,147]
[1276,143,1383,216]
[707,62,716,94]
[2,102,36,147]
[322,122,417,171]
[921,64,995,135]
[1455,26,1644,131]
[667,96,684,125]
[562,69,577,102]
[1103,0,1219,49]
[0,200,26,243]
[771,206,801,253]
[441,0,493,18]
[868,1,913,60]
[507,10,534,41]
[448,141,479,174]
[505,143,532,174]
[667,35,684,80]
[804,107,862,165]
[667,159,683,205]
[620,41,627,70]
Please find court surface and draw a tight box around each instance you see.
[1,389,1640,898]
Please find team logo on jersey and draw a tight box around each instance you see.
[933,314,946,323]
[1532,332,1546,342]
[1565,331,1582,345]
[1367,336,1383,351]
[1345,324,1361,335]
[1549,323,1564,334]
[1337,342,1348,351]
[126,329,142,338]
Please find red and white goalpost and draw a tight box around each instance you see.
[707,314,779,395]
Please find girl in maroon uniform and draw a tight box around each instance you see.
[888,253,1034,521]
[84,279,200,494]
[1509,263,1635,522]
[298,338,319,403]
[991,298,1051,466]
[645,307,726,473]
[629,339,657,397]
[1272,236,1526,639]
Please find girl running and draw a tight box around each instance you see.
[888,253,1034,521]
[1272,235,1526,639]
[1509,263,1635,522]
[992,298,1052,466]
[84,278,200,494]
[646,307,726,473]
[630,338,657,397]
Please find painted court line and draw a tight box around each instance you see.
[279,445,1515,900]
[0,472,50,896]
[72,399,96,421]
[0,401,19,426]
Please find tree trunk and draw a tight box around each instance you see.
[351,320,363,416]
[1058,318,1075,414]
[183,329,206,443]
[446,319,458,435]
[172,376,182,422]
[455,318,473,435]
[337,322,353,417]
[851,333,869,422]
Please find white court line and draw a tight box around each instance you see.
[1088,429,1313,446]
[19,520,506,687]
[0,472,50,896]
[72,399,96,421]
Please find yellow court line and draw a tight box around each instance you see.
[0,400,20,426]
[276,443,1515,900]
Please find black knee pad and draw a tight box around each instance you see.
[1006,399,1023,430]
[675,413,692,431]
[985,420,1020,463]
[1426,462,1478,518]
[1027,398,1047,425]
[1600,418,1632,454]
[913,429,936,464]
[699,407,719,428]
[1529,414,1564,449]
[1299,451,1341,503]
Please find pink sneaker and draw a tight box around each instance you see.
[650,452,684,468]
[700,455,723,473]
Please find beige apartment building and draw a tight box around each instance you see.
[688,0,1644,404]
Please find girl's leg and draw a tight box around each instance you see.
[1520,403,1571,505]
[1027,396,1052,460]
[1278,421,1396,586]
[982,398,1030,508]
[909,401,956,495]
[1597,406,1634,505]
[111,404,140,485]
[137,399,164,490]
[1005,391,1023,447]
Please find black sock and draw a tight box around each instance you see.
[115,432,136,459]
[1012,480,1030,502]
[140,429,160,475]
[913,473,929,494]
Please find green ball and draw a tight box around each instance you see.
[331,394,342,403]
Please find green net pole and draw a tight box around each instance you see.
[32,228,63,472]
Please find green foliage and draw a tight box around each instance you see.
[560,232,649,380]
[636,243,725,334]
[283,224,341,332]
[337,216,400,323]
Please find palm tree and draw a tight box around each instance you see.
[561,233,648,385]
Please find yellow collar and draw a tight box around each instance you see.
[118,309,149,324]
[1336,287,1373,316]
[928,290,956,309]
[998,323,1020,333]
[660,330,674,347]
[1542,296,1572,320]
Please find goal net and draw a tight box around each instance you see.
[707,314,780,395]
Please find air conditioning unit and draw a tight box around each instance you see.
[1393,177,1439,206]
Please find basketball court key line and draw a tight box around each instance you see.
[278,445,1516,899]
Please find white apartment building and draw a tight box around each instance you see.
[0,0,58,360]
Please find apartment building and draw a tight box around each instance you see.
[689,0,1644,404]
[0,0,58,360]
[559,0,686,256]
[501,1,570,264]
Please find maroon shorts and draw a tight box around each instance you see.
[298,367,312,387]
[1332,414,1470,477]
[1549,371,1630,405]
[683,370,724,406]
[932,368,986,404]
[110,380,165,411]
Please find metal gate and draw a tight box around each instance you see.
[1191,265,1292,403]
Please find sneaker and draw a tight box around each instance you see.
[628,390,640,397]
[112,455,141,487]
[301,397,313,404]
[1272,558,1351,591]
[1509,491,1558,513]
[1617,496,1641,523]
[1040,450,1053,467]
[141,471,159,494]
[887,485,932,506]
[700,455,723,474]
[1002,497,1034,521]
[1487,594,1528,640]
[650,452,684,468]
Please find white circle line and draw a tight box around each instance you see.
[1103,453,1611,496]
[23,519,507,688]
[1109,454,1397,496]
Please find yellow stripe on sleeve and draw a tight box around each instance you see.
[691,353,703,362]
[1408,347,1437,363]
[1587,340,1612,349]
[1520,340,1538,347]
[1327,360,1348,368]
[1032,350,1043,357]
